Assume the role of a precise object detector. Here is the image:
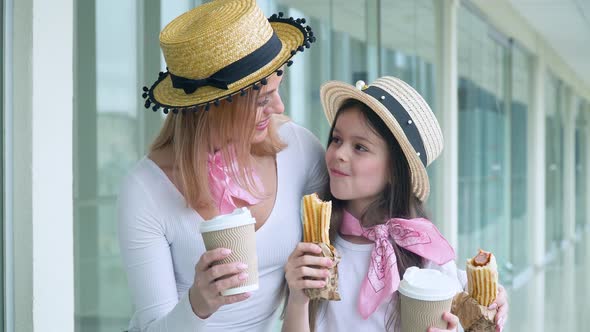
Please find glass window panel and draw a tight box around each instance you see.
[545,74,564,253]
[75,0,147,331]
[458,6,511,282]
[510,46,531,274]
[575,104,588,232]
[272,0,378,144]
[1,0,4,325]
[380,0,440,219]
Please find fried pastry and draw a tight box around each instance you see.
[466,249,498,307]
[302,193,332,245]
[451,249,498,331]
[301,193,340,301]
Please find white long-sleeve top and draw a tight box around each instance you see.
[315,233,468,332]
[117,122,328,331]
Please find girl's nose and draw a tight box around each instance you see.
[333,145,347,162]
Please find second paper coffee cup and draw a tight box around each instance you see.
[199,207,258,296]
[398,267,457,332]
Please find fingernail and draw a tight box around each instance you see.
[239,273,249,280]
[222,248,231,255]
[237,263,248,270]
[488,303,498,310]
[325,259,333,267]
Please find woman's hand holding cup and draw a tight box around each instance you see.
[189,248,250,319]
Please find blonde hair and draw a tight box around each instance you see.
[150,88,286,211]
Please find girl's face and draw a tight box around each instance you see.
[252,74,285,144]
[325,108,390,211]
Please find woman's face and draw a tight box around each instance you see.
[325,108,390,209]
[252,74,284,144]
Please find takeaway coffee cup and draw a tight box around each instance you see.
[199,207,258,296]
[398,267,457,332]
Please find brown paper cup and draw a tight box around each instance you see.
[399,267,457,332]
[400,295,453,331]
[199,207,258,296]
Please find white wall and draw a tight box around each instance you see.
[11,0,74,330]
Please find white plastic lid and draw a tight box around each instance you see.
[199,207,256,233]
[398,267,457,301]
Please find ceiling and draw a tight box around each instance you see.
[508,0,590,87]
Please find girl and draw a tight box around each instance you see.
[283,77,508,332]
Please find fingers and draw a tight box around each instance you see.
[289,242,323,259]
[296,255,333,269]
[208,262,248,281]
[494,285,507,305]
[442,312,459,329]
[491,284,508,330]
[496,302,508,320]
[289,278,327,290]
[427,312,459,332]
[221,292,252,305]
[189,248,250,318]
[300,266,330,279]
[196,248,232,272]
[286,264,330,288]
[211,272,249,294]
[285,243,333,292]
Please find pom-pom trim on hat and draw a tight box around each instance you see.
[141,14,316,114]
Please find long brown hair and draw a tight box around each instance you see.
[309,99,429,331]
[150,84,286,211]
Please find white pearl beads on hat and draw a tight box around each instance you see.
[355,80,366,90]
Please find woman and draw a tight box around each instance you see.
[117,0,326,330]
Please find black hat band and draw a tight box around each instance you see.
[169,32,282,94]
[363,85,428,166]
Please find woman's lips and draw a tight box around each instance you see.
[256,118,270,130]
[329,168,349,177]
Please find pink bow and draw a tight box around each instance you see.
[340,210,455,319]
[207,148,264,214]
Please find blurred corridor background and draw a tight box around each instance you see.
[3,0,590,331]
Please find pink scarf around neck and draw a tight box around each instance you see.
[339,210,455,319]
[207,148,264,214]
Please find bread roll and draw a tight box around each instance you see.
[466,249,498,306]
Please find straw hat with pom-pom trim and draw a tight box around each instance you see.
[320,76,444,202]
[141,0,316,114]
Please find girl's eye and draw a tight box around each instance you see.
[329,136,341,144]
[355,144,368,152]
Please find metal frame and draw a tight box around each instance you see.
[2,0,13,330]
[0,0,5,328]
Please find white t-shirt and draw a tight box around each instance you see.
[315,234,467,332]
[117,121,328,331]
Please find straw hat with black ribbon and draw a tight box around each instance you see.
[141,0,316,114]
[320,77,444,202]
